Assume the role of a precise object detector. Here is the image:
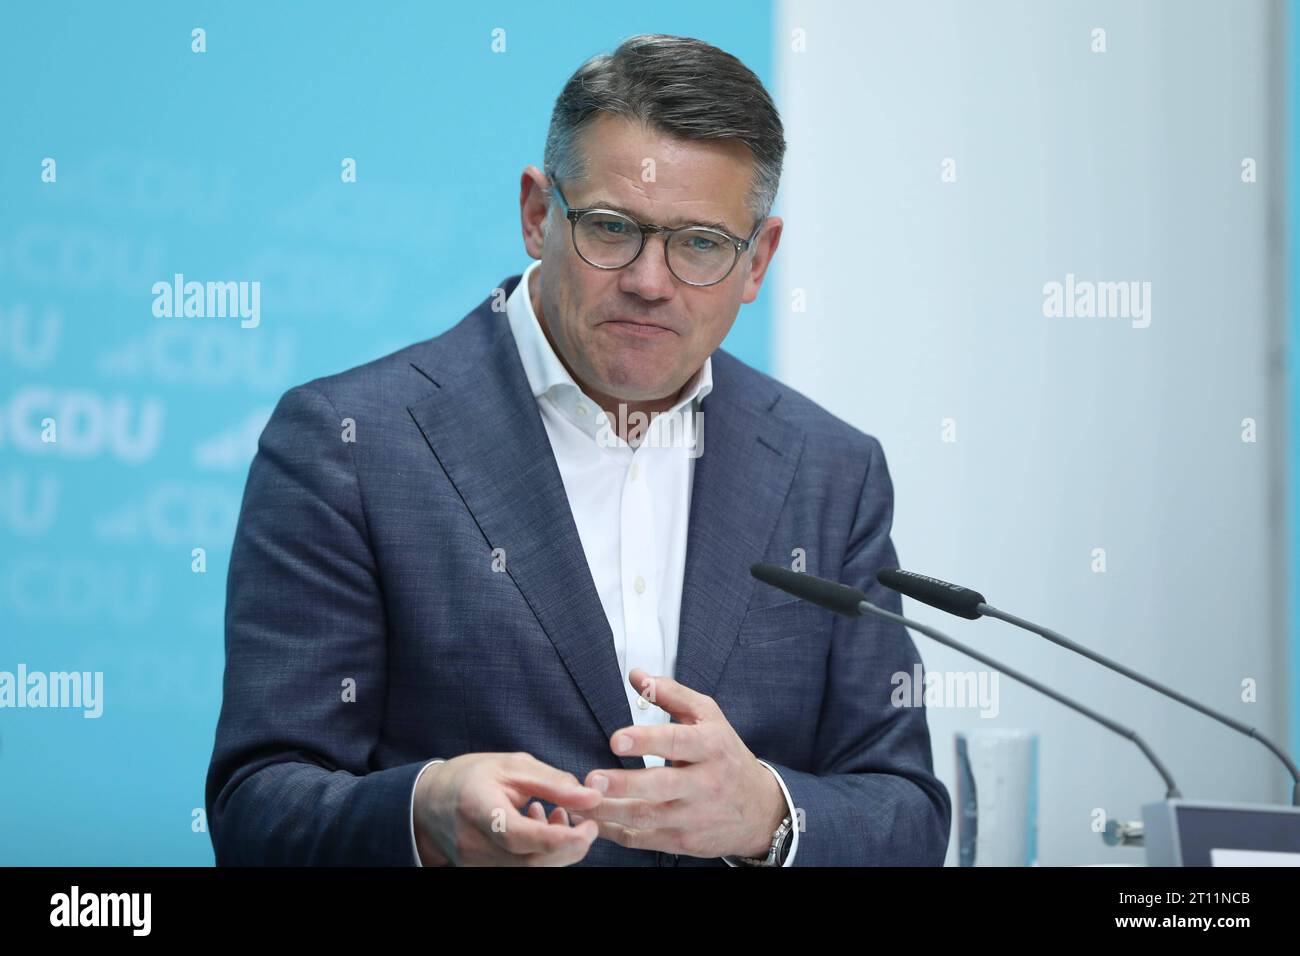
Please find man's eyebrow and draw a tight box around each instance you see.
[583,197,738,234]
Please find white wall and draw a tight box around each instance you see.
[773,0,1289,865]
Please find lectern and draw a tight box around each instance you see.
[1143,800,1300,866]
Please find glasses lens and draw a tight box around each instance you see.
[574,212,642,267]
[667,229,735,285]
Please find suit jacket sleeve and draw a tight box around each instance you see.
[760,436,952,865]
[205,384,431,865]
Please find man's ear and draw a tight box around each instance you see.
[741,217,783,306]
[520,165,551,259]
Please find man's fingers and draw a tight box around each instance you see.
[584,764,689,801]
[506,816,598,866]
[519,819,598,866]
[589,818,681,854]
[482,755,603,864]
[606,721,712,763]
[481,802,594,858]
[575,796,688,832]
[626,668,717,723]
[503,755,605,810]
[529,802,573,826]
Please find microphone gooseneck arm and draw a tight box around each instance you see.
[855,599,1183,800]
[978,602,1300,807]
[751,561,1183,800]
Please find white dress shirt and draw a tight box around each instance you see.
[410,259,798,865]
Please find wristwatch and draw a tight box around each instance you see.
[733,814,794,866]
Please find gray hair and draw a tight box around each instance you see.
[542,34,786,231]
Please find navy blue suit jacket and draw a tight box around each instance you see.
[205,273,951,866]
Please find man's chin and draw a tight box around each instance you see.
[600,385,681,408]
[591,367,680,403]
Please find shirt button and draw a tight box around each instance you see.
[576,403,589,416]
[634,576,646,594]
[635,695,650,710]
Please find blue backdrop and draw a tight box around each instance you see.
[0,2,775,865]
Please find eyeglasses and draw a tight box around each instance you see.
[549,179,763,287]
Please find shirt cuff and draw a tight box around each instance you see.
[410,758,446,866]
[722,758,799,867]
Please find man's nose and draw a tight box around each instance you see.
[617,234,676,299]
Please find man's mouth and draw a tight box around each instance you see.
[600,318,677,337]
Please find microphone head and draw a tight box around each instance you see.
[749,563,868,617]
[876,568,987,620]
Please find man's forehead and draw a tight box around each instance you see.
[570,115,754,230]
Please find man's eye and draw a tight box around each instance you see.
[687,236,719,251]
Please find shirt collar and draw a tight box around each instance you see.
[505,259,713,443]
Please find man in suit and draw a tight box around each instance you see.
[206,33,950,867]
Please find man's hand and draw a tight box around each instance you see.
[571,668,788,859]
[413,752,603,866]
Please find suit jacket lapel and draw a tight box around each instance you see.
[675,359,804,700]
